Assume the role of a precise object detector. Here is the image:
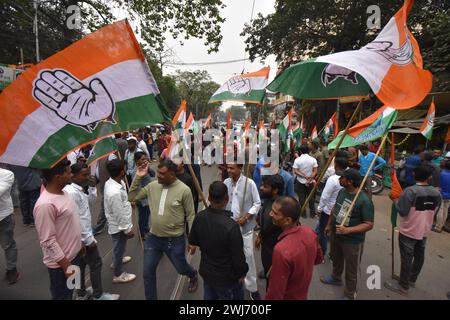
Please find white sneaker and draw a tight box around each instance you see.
[110,256,132,269]
[112,272,136,284]
[94,292,120,300]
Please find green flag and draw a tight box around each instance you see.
[87,137,118,166]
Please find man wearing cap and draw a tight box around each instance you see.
[320,168,374,300]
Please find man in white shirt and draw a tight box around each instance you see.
[293,144,318,218]
[316,158,348,257]
[64,162,119,300]
[124,137,143,183]
[104,159,136,284]
[136,133,150,158]
[224,164,261,300]
[0,168,19,284]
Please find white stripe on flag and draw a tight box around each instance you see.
[0,59,159,166]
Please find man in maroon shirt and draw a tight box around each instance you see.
[265,196,323,300]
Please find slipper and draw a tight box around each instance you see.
[384,280,408,296]
[320,275,343,286]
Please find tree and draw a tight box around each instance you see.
[172,70,219,118]
[1,0,226,64]
[241,0,450,81]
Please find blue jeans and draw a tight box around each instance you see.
[47,255,81,300]
[143,234,196,300]
[315,212,329,255]
[203,281,244,300]
[111,232,128,277]
[136,203,150,237]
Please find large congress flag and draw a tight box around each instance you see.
[209,67,270,105]
[0,20,169,168]
[268,0,432,108]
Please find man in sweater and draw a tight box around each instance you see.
[0,168,20,284]
[358,144,386,199]
[189,181,248,300]
[385,166,441,296]
[129,159,198,300]
[34,158,83,300]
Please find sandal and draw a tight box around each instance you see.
[187,274,198,293]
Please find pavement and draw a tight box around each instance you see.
[0,164,449,300]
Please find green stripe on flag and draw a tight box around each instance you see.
[328,110,397,149]
[86,137,118,166]
[30,94,170,168]
[209,90,266,104]
[267,60,371,99]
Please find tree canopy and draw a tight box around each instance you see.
[1,0,226,64]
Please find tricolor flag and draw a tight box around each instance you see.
[244,117,252,138]
[258,120,266,144]
[311,126,318,141]
[278,110,292,153]
[419,100,435,140]
[0,20,169,168]
[267,0,432,109]
[209,67,270,105]
[167,100,187,160]
[185,112,199,135]
[328,105,398,149]
[173,100,187,129]
[204,113,212,129]
[323,113,338,141]
[86,136,118,166]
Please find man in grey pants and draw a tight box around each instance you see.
[0,168,20,284]
[7,165,42,227]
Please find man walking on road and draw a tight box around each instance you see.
[64,162,119,300]
[129,160,198,300]
[255,174,284,283]
[265,197,323,300]
[0,167,20,285]
[358,144,386,199]
[321,168,374,300]
[293,145,318,218]
[189,181,248,300]
[34,158,83,300]
[104,159,136,284]
[385,166,441,296]
[224,164,262,300]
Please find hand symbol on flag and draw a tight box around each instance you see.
[227,76,251,95]
[33,69,116,132]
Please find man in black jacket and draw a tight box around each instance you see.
[189,181,248,300]
[255,174,284,284]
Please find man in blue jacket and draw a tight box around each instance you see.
[358,144,386,199]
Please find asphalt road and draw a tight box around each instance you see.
[0,164,449,300]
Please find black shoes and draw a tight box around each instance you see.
[5,269,20,285]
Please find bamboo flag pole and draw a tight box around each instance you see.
[338,133,389,227]
[299,99,364,217]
